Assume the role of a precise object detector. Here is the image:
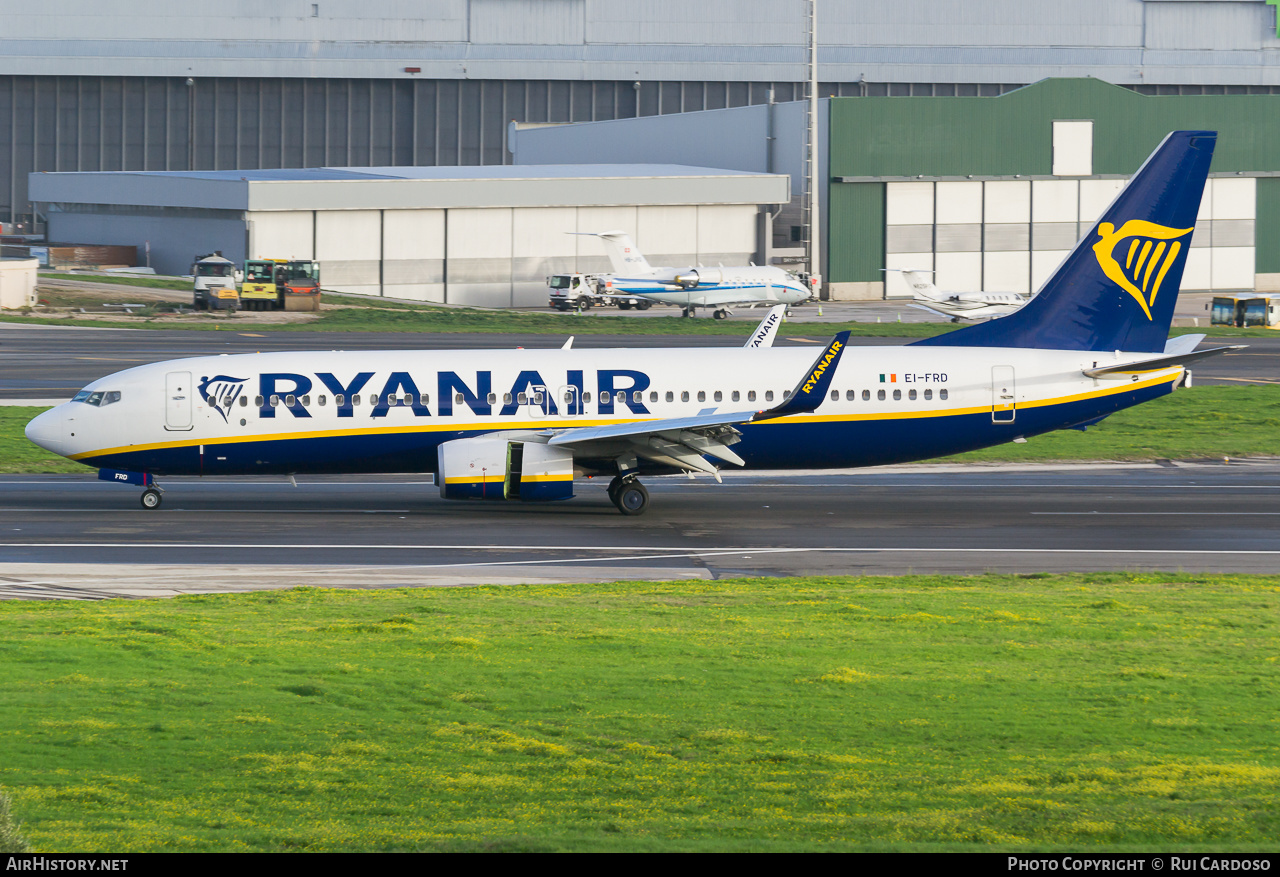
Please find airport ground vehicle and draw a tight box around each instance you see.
[547,273,652,311]
[240,259,321,310]
[1210,293,1280,328]
[190,254,240,311]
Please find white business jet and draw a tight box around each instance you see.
[26,132,1239,516]
[582,231,812,319]
[887,268,1032,322]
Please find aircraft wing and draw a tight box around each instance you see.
[547,331,851,477]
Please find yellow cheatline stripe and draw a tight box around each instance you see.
[71,369,1181,461]
[521,473,573,483]
[442,475,503,485]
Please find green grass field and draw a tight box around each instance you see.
[3,385,1278,475]
[1,573,1276,852]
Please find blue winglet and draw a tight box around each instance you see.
[755,331,851,420]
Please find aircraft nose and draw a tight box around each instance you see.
[24,407,65,453]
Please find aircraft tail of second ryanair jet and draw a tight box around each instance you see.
[915,130,1216,353]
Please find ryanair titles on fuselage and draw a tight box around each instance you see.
[227,369,655,419]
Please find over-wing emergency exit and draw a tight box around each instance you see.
[27,132,1241,516]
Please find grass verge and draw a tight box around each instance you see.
[1,573,1277,852]
[2,386,1278,474]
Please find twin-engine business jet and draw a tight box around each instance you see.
[584,231,812,318]
[26,132,1240,515]
[890,268,1033,322]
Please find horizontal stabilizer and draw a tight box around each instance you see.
[1083,345,1244,377]
[1164,334,1205,355]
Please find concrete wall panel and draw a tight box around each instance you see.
[247,211,313,260]
[695,204,755,259]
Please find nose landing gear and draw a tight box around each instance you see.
[140,487,164,509]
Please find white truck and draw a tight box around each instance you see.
[547,273,652,311]
[191,253,241,311]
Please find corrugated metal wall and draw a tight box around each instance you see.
[829,79,1280,286]
[0,75,811,227]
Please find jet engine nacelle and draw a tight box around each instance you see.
[437,436,574,502]
[669,268,722,289]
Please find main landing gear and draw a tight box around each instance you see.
[607,475,649,516]
[712,308,730,320]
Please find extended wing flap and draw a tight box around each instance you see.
[1083,345,1245,377]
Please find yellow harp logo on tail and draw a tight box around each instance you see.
[1092,220,1193,321]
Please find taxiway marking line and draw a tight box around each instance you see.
[4,543,1280,556]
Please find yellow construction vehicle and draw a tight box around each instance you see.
[240,259,321,310]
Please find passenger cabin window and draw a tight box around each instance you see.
[940,389,949,401]
[634,391,643,403]
[862,390,870,401]
[713,391,722,402]
[893,390,901,400]
[518,392,528,405]
[681,391,690,402]
[765,391,774,402]
[369,394,378,406]
[732,391,740,402]
[830,390,839,401]
[335,394,345,407]
[487,393,497,405]
[649,391,658,402]
[908,389,916,401]
[748,391,756,402]
[352,395,360,406]
[877,390,886,401]
[924,389,933,400]
[666,391,674,402]
[697,391,706,403]
[420,393,430,405]
[455,393,465,404]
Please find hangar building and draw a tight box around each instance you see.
[6,0,1280,235]
[28,165,787,306]
[514,78,1280,298]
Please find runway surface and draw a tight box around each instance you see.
[1,321,1276,403]
[1,461,1278,598]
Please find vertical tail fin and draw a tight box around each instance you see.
[578,231,652,274]
[914,131,1215,352]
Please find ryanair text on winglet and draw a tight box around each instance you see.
[801,340,844,394]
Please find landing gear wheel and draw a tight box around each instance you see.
[140,488,162,510]
[713,309,728,320]
[611,479,649,516]
[682,306,696,318]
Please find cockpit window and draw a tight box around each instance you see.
[72,390,121,407]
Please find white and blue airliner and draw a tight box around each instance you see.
[26,132,1239,515]
[584,231,813,318]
